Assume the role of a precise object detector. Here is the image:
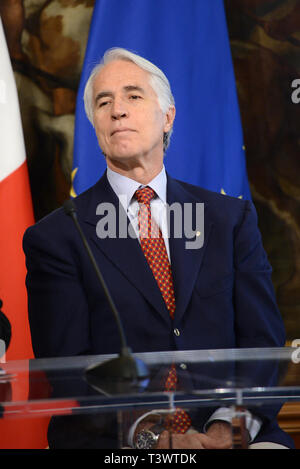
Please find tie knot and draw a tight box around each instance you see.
[135,186,156,205]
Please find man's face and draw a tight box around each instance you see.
[92,60,174,169]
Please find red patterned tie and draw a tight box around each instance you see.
[135,186,191,434]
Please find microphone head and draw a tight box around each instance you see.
[63,199,77,216]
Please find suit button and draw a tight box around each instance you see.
[174,328,180,336]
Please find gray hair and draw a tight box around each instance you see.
[83,47,175,152]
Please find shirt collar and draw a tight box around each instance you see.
[106,166,167,211]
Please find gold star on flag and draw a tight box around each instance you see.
[221,188,243,199]
[70,167,78,198]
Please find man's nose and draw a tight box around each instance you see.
[111,99,128,120]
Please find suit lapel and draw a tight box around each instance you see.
[81,173,171,325]
[166,175,212,324]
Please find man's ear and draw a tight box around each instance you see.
[164,105,176,133]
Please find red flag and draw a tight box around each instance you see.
[0,17,48,448]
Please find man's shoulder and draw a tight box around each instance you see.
[173,177,249,208]
[23,192,93,256]
[170,177,254,230]
[24,177,102,236]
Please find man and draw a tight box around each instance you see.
[23,48,293,449]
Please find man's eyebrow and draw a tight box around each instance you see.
[94,91,113,105]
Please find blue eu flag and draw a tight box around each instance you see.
[72,0,251,200]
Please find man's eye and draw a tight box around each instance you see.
[129,95,141,100]
[99,101,108,107]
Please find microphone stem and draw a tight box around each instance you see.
[70,211,129,355]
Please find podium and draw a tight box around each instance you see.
[1,347,300,449]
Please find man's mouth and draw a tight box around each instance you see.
[111,128,135,136]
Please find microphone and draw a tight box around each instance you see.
[63,199,149,393]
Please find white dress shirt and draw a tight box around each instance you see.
[107,165,170,259]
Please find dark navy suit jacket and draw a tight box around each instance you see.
[23,172,294,448]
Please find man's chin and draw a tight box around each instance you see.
[105,151,142,163]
